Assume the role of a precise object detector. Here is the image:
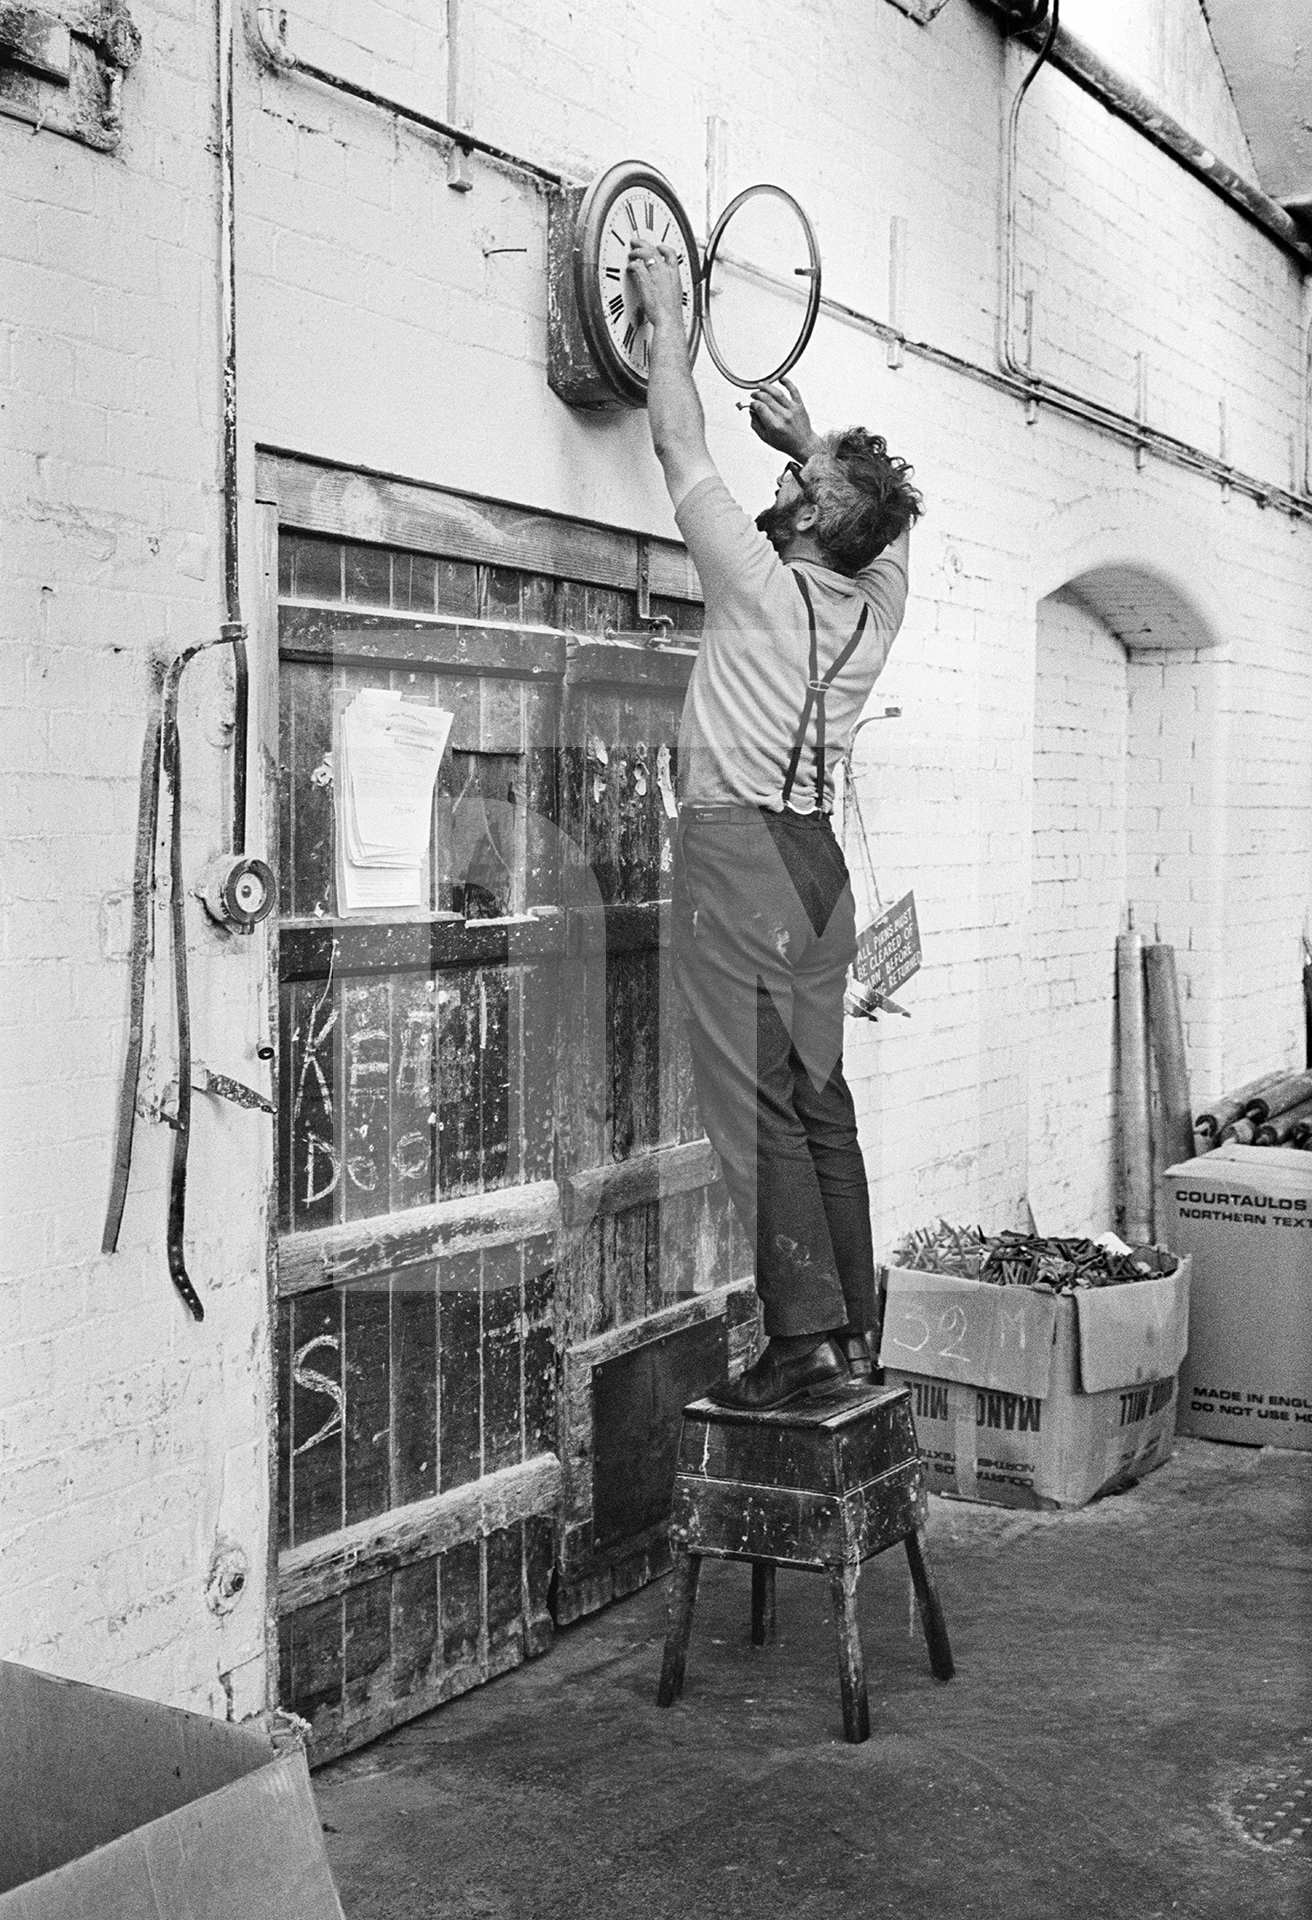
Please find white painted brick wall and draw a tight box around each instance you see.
[2,0,1310,1715]
[1,6,272,1720]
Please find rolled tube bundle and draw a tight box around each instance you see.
[1253,1096,1312,1147]
[1195,1070,1288,1141]
[1243,1071,1312,1126]
[1196,1069,1312,1147]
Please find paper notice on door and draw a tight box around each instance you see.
[338,856,424,913]
[655,742,677,820]
[335,689,453,913]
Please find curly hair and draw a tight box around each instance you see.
[800,428,924,574]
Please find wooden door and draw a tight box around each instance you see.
[258,456,755,1759]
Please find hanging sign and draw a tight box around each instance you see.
[853,891,922,1000]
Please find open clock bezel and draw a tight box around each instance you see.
[700,183,822,389]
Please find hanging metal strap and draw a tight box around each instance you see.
[780,573,870,812]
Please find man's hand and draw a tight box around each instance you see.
[626,242,686,334]
[748,378,824,461]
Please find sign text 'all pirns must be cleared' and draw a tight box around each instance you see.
[853,891,922,999]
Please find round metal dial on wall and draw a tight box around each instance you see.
[548,161,702,410]
[198,851,276,931]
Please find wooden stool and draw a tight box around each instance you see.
[656,1383,953,1742]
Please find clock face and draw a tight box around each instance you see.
[593,184,697,382]
[571,162,702,406]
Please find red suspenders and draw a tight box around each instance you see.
[780,573,870,813]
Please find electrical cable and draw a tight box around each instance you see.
[219,0,248,854]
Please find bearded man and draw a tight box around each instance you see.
[626,240,923,1410]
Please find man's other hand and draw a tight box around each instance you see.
[748,378,823,460]
[627,242,686,333]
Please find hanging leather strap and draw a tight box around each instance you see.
[780,573,870,812]
[102,683,165,1255]
[103,640,224,1319]
[161,647,207,1320]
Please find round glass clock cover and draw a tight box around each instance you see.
[700,183,822,389]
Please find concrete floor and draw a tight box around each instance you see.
[315,1438,1312,1920]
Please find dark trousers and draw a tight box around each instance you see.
[671,806,876,1338]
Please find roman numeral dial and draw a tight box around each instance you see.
[553,161,703,408]
[587,173,700,393]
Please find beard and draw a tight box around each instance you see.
[755,500,803,554]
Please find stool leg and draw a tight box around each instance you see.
[905,1526,954,1681]
[750,1562,776,1646]
[828,1562,870,1744]
[656,1547,702,1706]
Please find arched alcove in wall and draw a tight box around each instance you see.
[1026,565,1224,1237]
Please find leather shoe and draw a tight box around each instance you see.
[842,1331,877,1381]
[710,1335,850,1411]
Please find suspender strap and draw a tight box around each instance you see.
[780,575,821,809]
[780,573,870,811]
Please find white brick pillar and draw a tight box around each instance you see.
[1027,589,1128,1236]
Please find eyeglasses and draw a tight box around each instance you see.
[780,460,807,490]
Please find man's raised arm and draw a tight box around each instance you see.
[626,242,717,509]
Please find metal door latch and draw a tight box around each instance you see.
[148,1063,275,1127]
[632,535,676,645]
[603,614,677,648]
[193,1064,276,1114]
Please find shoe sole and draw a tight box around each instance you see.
[710,1376,854,1412]
[785,1375,856,1407]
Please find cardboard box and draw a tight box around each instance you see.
[1159,1144,1312,1450]
[0,1662,344,1919]
[877,1257,1191,1509]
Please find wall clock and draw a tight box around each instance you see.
[548,160,703,410]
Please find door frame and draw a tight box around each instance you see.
[253,449,754,1749]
